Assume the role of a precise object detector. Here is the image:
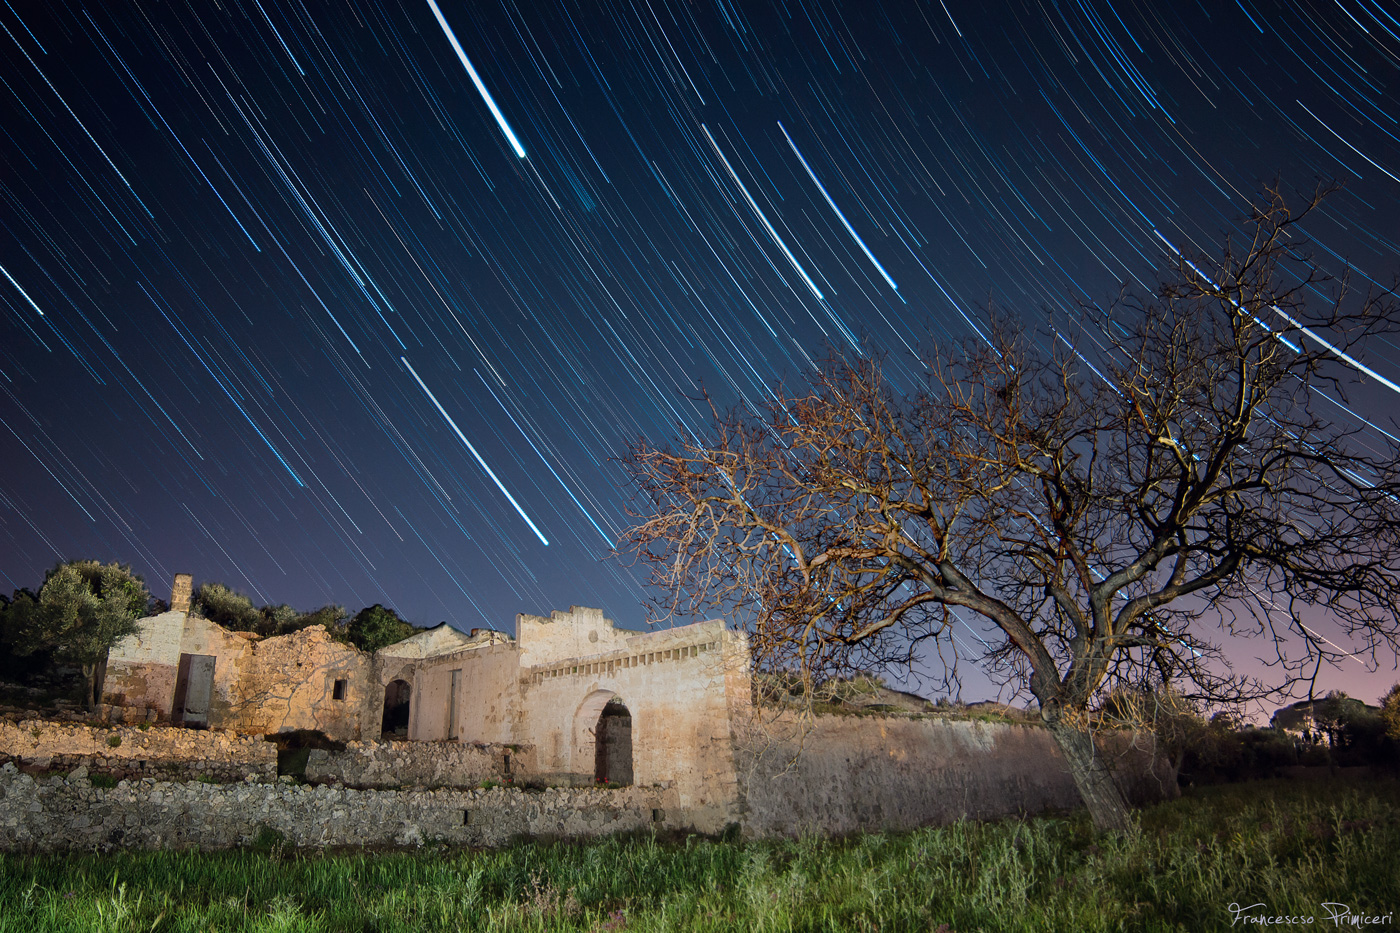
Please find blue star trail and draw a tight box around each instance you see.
[0,1,1397,705]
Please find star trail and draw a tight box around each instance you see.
[0,0,1398,699]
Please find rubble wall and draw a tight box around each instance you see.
[303,738,535,788]
[0,719,276,783]
[0,763,676,852]
[177,621,373,740]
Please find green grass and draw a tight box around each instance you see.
[1,777,1396,932]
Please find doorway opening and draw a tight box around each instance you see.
[594,698,633,785]
[381,679,412,736]
[172,653,215,728]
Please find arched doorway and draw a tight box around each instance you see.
[594,698,633,785]
[381,679,411,736]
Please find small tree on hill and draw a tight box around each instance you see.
[2,561,149,709]
[347,604,417,653]
[620,186,1400,831]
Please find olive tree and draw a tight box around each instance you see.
[620,187,1400,831]
[3,561,149,709]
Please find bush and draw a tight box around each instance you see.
[191,583,261,632]
[1381,683,1400,741]
[1177,724,1299,785]
[294,605,349,639]
[346,605,417,653]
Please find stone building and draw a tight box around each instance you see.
[88,574,1174,840]
[102,574,751,827]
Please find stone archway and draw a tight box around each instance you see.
[381,678,411,736]
[594,698,633,785]
[572,690,633,785]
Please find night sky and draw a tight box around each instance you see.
[2,0,1398,702]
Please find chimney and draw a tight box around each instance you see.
[170,573,193,614]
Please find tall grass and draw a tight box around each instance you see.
[1,777,1396,932]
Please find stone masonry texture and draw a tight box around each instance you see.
[0,763,676,852]
[0,719,276,783]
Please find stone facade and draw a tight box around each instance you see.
[99,577,753,832]
[103,614,375,736]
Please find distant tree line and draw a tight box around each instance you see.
[1100,686,1400,786]
[187,582,422,652]
[0,560,429,709]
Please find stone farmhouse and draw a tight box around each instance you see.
[101,574,750,828]
[61,573,1176,846]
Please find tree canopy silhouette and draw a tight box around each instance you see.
[1,560,149,709]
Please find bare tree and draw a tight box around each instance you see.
[619,187,1400,831]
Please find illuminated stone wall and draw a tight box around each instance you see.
[0,719,276,783]
[735,713,1178,837]
[0,763,676,852]
[303,738,534,788]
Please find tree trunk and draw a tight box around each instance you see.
[81,663,98,712]
[1045,716,1134,832]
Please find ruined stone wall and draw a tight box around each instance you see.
[735,714,1177,837]
[515,607,638,669]
[303,738,535,788]
[0,763,677,852]
[376,624,495,660]
[515,620,746,832]
[411,644,520,743]
[102,610,187,717]
[0,720,276,783]
[178,620,373,740]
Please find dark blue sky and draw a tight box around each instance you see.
[2,0,1398,703]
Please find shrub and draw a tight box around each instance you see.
[346,605,418,653]
[1382,683,1400,741]
[191,583,261,632]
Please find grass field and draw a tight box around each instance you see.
[1,776,1396,932]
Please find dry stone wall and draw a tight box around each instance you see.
[0,720,276,783]
[0,763,676,852]
[304,739,534,788]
